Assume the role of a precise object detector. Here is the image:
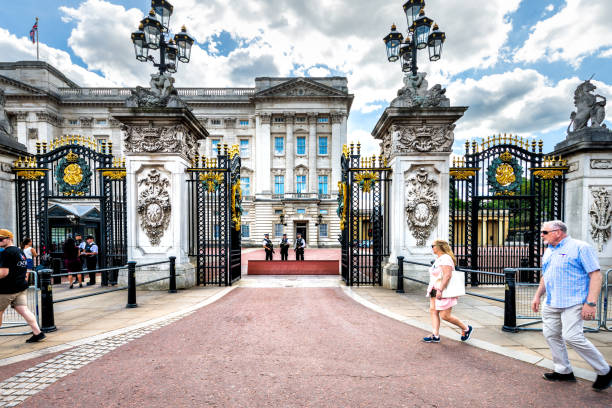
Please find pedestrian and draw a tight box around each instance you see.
[20,238,37,285]
[0,229,46,343]
[531,220,611,391]
[279,234,290,261]
[63,238,82,289]
[423,239,472,343]
[262,233,274,261]
[75,233,86,283]
[294,233,306,261]
[82,235,98,285]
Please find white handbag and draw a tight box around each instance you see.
[440,270,466,298]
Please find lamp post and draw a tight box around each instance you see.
[383,0,446,76]
[131,0,194,75]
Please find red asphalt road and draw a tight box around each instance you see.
[23,288,610,408]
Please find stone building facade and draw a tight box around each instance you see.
[0,61,353,247]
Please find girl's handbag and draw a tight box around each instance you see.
[440,270,466,298]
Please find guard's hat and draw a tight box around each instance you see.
[0,229,14,240]
[264,233,269,236]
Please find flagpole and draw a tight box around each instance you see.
[36,17,39,61]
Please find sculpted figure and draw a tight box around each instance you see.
[125,73,186,108]
[568,80,607,132]
[0,89,12,136]
[392,72,450,108]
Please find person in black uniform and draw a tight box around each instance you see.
[294,233,306,261]
[279,234,290,261]
[0,229,45,343]
[262,233,274,261]
[82,236,99,285]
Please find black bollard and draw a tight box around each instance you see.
[168,256,177,294]
[39,269,57,333]
[101,262,109,287]
[126,261,137,308]
[51,258,61,285]
[502,269,518,333]
[396,256,405,293]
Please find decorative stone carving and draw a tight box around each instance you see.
[331,112,345,124]
[0,89,12,136]
[123,124,198,159]
[307,113,318,125]
[78,116,93,127]
[125,74,187,108]
[35,112,63,127]
[591,159,612,169]
[224,117,236,128]
[405,168,439,247]
[109,118,122,127]
[568,80,607,133]
[589,187,612,252]
[394,123,455,153]
[137,169,171,246]
[392,72,450,108]
[259,113,271,125]
[14,111,28,121]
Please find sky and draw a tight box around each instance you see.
[1,0,612,157]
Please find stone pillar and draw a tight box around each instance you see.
[331,112,344,193]
[111,108,207,289]
[554,128,612,270]
[308,113,317,193]
[372,106,467,289]
[285,112,295,194]
[256,113,271,196]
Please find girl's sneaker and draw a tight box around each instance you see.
[461,325,473,341]
[423,335,440,343]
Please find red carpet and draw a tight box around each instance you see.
[248,260,339,275]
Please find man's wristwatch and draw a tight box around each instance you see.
[585,301,597,307]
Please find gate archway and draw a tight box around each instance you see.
[449,135,568,284]
[339,143,391,286]
[13,136,127,269]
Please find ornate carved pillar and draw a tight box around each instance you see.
[256,113,272,195]
[331,112,345,193]
[285,112,295,194]
[308,113,317,193]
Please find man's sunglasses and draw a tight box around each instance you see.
[0,237,7,242]
[540,229,559,235]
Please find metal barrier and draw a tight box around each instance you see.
[603,269,611,331]
[0,272,40,336]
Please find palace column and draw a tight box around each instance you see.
[308,113,318,193]
[331,112,345,192]
[285,112,295,194]
[255,112,272,196]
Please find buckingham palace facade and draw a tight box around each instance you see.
[0,61,353,247]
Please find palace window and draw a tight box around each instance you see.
[241,177,250,196]
[274,176,285,195]
[239,120,249,126]
[275,209,283,214]
[318,136,328,155]
[68,119,79,125]
[296,137,306,155]
[211,119,222,125]
[274,137,284,154]
[96,138,108,150]
[297,208,306,214]
[275,223,284,237]
[241,225,250,238]
[211,139,221,154]
[319,209,328,214]
[240,139,250,157]
[296,175,306,193]
[296,117,306,123]
[317,117,329,123]
[274,117,285,123]
[96,119,107,125]
[318,176,328,195]
[319,224,328,237]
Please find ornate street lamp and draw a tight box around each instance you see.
[384,1,446,76]
[131,0,194,75]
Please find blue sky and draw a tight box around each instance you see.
[2,0,612,156]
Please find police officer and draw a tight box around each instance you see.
[279,234,290,261]
[262,233,274,261]
[82,235,99,285]
[295,233,306,261]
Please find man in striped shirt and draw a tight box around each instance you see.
[531,220,611,391]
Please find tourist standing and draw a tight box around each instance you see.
[294,233,306,261]
[423,239,472,343]
[20,238,37,285]
[0,229,45,343]
[82,236,98,285]
[279,234,290,261]
[63,238,82,289]
[262,234,274,261]
[531,220,611,391]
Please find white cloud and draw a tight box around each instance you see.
[515,0,612,68]
[347,129,380,157]
[545,4,555,12]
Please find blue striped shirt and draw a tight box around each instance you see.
[542,236,600,308]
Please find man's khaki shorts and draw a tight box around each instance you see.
[0,291,28,312]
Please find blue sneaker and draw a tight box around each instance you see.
[423,335,440,343]
[461,325,473,341]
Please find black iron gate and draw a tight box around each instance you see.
[187,145,242,286]
[13,136,127,269]
[339,143,391,286]
[449,135,568,284]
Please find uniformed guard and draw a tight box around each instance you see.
[83,235,99,285]
[294,233,306,261]
[262,233,274,261]
[279,234,290,261]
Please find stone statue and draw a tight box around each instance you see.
[392,72,450,108]
[568,79,607,133]
[126,73,187,108]
[0,89,13,136]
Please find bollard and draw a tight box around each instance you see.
[101,262,109,287]
[168,256,177,293]
[502,269,518,333]
[126,261,137,308]
[51,258,61,285]
[396,256,405,293]
[39,269,57,333]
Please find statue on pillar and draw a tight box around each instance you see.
[392,72,450,108]
[0,89,13,136]
[568,79,607,133]
[126,73,187,108]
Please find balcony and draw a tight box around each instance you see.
[268,193,334,201]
